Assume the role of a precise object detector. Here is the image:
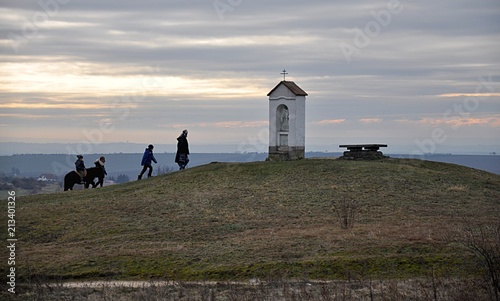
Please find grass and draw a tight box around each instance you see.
[3,278,493,301]
[4,158,500,283]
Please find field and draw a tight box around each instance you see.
[2,158,499,300]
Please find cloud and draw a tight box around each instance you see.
[438,93,500,98]
[396,115,500,128]
[160,120,268,129]
[0,0,499,152]
[313,119,347,125]
[214,121,268,128]
[359,118,382,123]
[0,99,118,110]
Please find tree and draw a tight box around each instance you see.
[116,174,130,184]
[11,167,20,177]
[156,165,174,175]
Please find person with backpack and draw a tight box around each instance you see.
[138,144,157,180]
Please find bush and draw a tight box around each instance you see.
[116,174,130,183]
[460,223,500,301]
[332,199,359,229]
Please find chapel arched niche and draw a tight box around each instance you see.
[276,104,289,146]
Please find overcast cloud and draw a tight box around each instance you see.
[0,0,499,154]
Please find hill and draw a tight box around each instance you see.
[9,158,500,281]
[1,152,499,181]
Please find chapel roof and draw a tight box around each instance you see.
[267,81,308,96]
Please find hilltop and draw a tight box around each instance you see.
[11,158,500,281]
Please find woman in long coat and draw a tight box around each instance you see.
[175,129,190,170]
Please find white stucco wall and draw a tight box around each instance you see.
[268,86,306,149]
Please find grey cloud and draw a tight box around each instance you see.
[1,0,499,150]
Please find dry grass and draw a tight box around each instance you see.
[3,278,494,301]
[4,158,500,283]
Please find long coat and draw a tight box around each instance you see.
[175,134,189,163]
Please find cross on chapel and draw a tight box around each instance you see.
[281,69,288,81]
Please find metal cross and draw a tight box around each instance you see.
[281,69,288,81]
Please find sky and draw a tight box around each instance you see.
[1,0,499,155]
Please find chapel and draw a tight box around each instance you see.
[267,76,308,161]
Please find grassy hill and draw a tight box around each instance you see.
[9,158,500,281]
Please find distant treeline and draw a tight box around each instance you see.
[0,153,498,179]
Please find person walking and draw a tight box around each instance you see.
[138,144,157,180]
[175,129,190,170]
[92,156,107,187]
[94,156,107,177]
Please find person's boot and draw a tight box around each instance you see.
[137,175,142,180]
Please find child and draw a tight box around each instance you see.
[138,144,157,179]
[75,155,86,183]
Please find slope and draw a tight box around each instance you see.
[9,158,500,280]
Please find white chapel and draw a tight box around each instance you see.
[267,75,308,161]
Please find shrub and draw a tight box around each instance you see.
[460,222,500,301]
[332,199,359,229]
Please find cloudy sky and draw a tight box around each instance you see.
[1,0,499,154]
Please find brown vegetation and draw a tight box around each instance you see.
[2,158,499,299]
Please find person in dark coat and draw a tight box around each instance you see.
[175,129,190,170]
[138,144,157,180]
[94,156,107,176]
[91,156,107,187]
[75,155,86,183]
